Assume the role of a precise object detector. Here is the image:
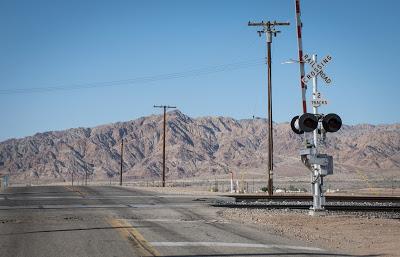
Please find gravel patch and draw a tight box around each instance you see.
[219,207,400,256]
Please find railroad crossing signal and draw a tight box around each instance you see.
[301,53,332,85]
[322,113,342,133]
[290,113,342,135]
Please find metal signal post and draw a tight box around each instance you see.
[311,54,323,211]
[154,105,176,187]
[248,20,290,195]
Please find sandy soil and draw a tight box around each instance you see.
[221,208,400,256]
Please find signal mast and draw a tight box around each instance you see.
[290,0,342,215]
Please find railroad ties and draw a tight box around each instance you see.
[213,195,400,212]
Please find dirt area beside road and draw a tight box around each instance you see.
[220,208,400,256]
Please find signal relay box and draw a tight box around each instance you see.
[300,149,333,176]
[317,154,333,175]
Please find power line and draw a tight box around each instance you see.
[0,58,264,95]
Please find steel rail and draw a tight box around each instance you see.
[222,195,400,203]
[213,203,400,212]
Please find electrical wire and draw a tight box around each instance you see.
[0,58,264,95]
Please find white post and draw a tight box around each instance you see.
[230,172,234,193]
[310,54,324,214]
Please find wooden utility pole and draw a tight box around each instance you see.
[248,20,290,195]
[120,138,124,186]
[153,105,176,187]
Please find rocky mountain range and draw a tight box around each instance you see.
[0,110,399,183]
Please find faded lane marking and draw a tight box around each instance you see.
[150,242,325,252]
[128,218,229,224]
[64,186,87,198]
[4,196,82,200]
[0,204,128,210]
[0,203,205,210]
[127,203,203,208]
[84,195,214,199]
[107,218,160,257]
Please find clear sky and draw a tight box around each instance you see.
[1,0,399,141]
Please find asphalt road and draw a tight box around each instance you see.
[0,185,348,257]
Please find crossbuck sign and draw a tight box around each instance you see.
[301,54,332,85]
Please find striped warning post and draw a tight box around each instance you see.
[295,0,307,114]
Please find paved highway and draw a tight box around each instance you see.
[0,186,346,256]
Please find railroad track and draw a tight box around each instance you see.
[222,194,400,203]
[213,203,400,212]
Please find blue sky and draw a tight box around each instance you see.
[1,0,399,141]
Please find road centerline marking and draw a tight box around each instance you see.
[107,217,160,257]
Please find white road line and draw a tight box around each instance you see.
[41,204,128,209]
[128,203,203,208]
[128,218,228,224]
[88,195,216,199]
[0,195,214,200]
[131,218,198,223]
[0,204,127,210]
[0,203,204,210]
[150,242,325,252]
[6,196,82,200]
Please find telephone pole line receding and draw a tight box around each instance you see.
[153,105,176,187]
[248,20,290,196]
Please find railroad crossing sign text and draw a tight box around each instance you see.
[312,91,328,107]
[312,99,328,107]
[302,54,332,85]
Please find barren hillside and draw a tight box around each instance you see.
[0,110,399,183]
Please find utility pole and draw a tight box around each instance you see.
[153,105,176,187]
[120,138,124,186]
[71,171,74,187]
[248,20,290,196]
